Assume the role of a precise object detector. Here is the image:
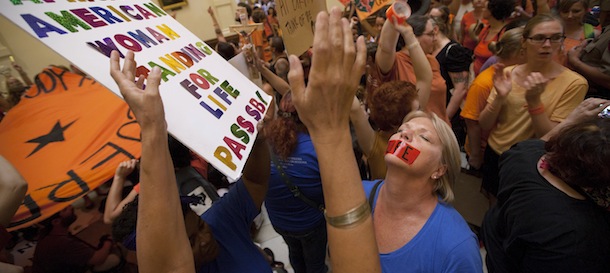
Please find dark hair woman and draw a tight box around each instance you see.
[483,98,610,272]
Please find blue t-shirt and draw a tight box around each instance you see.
[363,180,483,273]
[266,132,325,232]
[199,179,272,273]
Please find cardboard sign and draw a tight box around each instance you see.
[276,0,326,56]
[0,0,272,183]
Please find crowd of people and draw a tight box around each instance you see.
[1,0,610,272]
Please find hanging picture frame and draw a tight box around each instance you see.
[159,0,188,10]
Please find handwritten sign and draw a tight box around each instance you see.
[0,0,272,182]
[276,0,326,56]
[0,68,142,230]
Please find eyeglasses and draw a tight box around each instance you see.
[422,31,436,37]
[526,34,565,44]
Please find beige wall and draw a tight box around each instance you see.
[0,0,342,81]
[0,15,68,85]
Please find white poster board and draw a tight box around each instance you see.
[0,0,272,180]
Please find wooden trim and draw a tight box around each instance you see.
[158,0,188,11]
[204,33,240,50]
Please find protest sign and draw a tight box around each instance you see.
[0,0,272,229]
[229,52,263,87]
[352,0,392,19]
[276,0,326,56]
[0,68,141,230]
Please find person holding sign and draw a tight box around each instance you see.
[113,7,385,273]
[109,50,271,273]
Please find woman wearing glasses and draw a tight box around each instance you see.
[478,14,588,200]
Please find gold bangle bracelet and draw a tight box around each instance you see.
[325,201,371,229]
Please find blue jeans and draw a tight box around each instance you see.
[274,221,328,273]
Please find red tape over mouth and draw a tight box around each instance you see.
[386,139,421,165]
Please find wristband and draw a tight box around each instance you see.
[528,104,545,115]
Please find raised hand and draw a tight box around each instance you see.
[288,8,367,136]
[115,159,138,178]
[11,62,24,73]
[492,63,512,99]
[287,10,380,273]
[109,50,164,130]
[523,72,549,103]
[390,16,414,37]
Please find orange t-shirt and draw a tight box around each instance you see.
[461,65,495,153]
[473,25,499,76]
[190,151,209,180]
[461,11,488,51]
[251,28,273,62]
[133,183,140,193]
[558,24,597,67]
[375,51,449,125]
[461,66,495,122]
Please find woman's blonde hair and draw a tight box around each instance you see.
[489,27,524,60]
[402,111,460,202]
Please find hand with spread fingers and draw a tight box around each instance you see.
[109,50,164,130]
[110,50,194,273]
[492,63,512,99]
[288,7,367,137]
[287,7,380,273]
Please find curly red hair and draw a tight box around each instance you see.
[368,80,418,132]
[263,114,307,159]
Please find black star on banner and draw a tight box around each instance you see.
[26,120,77,158]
